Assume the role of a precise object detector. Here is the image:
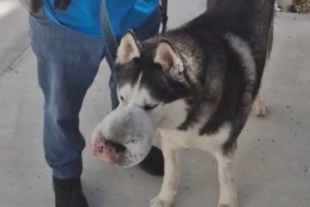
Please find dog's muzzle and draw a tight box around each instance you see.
[90,105,155,167]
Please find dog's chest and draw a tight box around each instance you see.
[159,124,231,152]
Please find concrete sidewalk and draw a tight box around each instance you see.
[0,0,29,75]
[0,1,310,207]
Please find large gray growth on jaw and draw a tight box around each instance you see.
[92,105,155,167]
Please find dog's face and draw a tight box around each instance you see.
[91,31,191,166]
[115,31,191,130]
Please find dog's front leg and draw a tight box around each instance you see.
[213,150,238,207]
[150,139,181,207]
[253,91,268,117]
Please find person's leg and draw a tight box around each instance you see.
[29,14,104,180]
[30,2,163,192]
[29,13,104,207]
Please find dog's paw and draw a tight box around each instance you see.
[253,100,268,117]
[150,197,172,207]
[253,93,268,117]
[275,3,282,12]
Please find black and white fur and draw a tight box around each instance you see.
[96,0,275,207]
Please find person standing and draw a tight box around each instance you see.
[19,0,164,206]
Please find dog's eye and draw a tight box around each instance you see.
[143,104,159,111]
[120,96,125,101]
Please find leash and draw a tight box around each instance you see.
[100,0,118,69]
[160,0,168,33]
[100,0,168,69]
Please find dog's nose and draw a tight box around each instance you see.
[93,139,126,165]
[104,140,127,153]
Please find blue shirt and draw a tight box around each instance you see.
[42,0,159,37]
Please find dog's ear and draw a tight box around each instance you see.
[116,30,140,64]
[154,40,183,73]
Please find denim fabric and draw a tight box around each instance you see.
[29,8,161,179]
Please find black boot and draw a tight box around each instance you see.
[53,177,89,207]
[139,146,164,177]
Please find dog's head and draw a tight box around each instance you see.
[115,31,193,126]
[91,31,191,167]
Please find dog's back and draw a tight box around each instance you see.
[211,0,275,82]
[217,0,275,92]
[176,0,275,96]
[206,0,275,41]
[146,0,276,151]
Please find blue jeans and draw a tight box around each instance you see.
[29,8,161,179]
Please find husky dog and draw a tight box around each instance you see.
[92,0,275,207]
